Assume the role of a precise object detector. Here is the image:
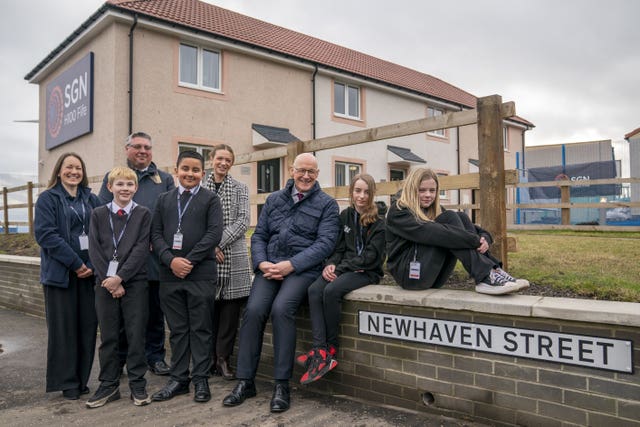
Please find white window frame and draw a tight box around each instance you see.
[335,161,362,187]
[178,143,213,171]
[179,43,221,92]
[334,82,361,119]
[427,107,445,137]
[437,173,448,199]
[503,127,509,151]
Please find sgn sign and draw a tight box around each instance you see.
[359,311,633,373]
[45,52,94,149]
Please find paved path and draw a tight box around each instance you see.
[0,307,485,426]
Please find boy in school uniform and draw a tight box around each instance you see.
[150,150,223,403]
[87,166,153,408]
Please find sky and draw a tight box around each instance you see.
[1,0,638,181]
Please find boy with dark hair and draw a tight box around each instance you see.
[87,166,152,408]
[150,150,223,403]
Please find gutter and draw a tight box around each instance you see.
[128,15,138,134]
[311,64,318,140]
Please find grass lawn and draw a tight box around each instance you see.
[1,229,638,302]
[507,230,640,302]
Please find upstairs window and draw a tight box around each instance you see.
[334,82,360,119]
[427,106,445,137]
[179,43,221,91]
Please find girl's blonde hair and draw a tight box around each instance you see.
[350,173,379,226]
[397,167,441,222]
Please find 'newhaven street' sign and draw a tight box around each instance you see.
[359,311,633,373]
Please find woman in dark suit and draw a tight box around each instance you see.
[35,152,100,399]
[204,144,252,379]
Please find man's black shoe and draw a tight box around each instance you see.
[193,379,211,403]
[151,380,189,402]
[148,360,171,376]
[222,380,256,407]
[270,383,290,413]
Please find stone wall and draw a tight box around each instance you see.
[0,255,43,317]
[1,254,638,426]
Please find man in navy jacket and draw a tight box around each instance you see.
[223,153,340,413]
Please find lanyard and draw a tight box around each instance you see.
[354,210,364,256]
[109,202,135,260]
[176,191,193,233]
[67,199,87,234]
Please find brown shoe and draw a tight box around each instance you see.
[216,356,236,380]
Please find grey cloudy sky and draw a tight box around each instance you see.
[1,0,638,180]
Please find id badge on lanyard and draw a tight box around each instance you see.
[408,244,420,280]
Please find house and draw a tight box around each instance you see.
[25,0,533,222]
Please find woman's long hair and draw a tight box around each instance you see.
[350,173,379,227]
[396,167,441,222]
[46,152,89,190]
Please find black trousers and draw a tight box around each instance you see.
[95,280,148,389]
[236,272,313,381]
[392,211,499,290]
[307,272,371,349]
[211,297,247,359]
[419,210,497,288]
[118,280,166,366]
[43,274,97,392]
[159,279,215,384]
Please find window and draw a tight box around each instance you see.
[437,173,448,199]
[503,127,509,151]
[334,82,360,119]
[427,107,445,136]
[179,43,221,91]
[179,143,213,166]
[389,169,405,181]
[335,162,361,186]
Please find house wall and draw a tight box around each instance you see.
[2,254,638,426]
[314,74,460,207]
[37,22,126,186]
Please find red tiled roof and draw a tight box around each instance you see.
[624,127,640,139]
[108,0,478,108]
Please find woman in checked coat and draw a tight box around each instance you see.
[205,144,252,379]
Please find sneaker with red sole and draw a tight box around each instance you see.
[296,345,336,368]
[299,348,338,385]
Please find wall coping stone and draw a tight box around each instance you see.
[3,254,638,328]
[0,254,40,266]
[346,285,640,327]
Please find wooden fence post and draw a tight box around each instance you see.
[285,140,305,177]
[560,184,570,225]
[27,182,35,236]
[2,187,8,235]
[477,95,508,268]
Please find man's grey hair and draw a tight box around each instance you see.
[125,131,152,146]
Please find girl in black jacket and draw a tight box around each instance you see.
[299,174,386,384]
[386,167,528,295]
